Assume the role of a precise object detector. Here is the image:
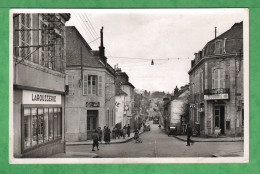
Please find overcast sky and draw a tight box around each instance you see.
[66,9,247,93]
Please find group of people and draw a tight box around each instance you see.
[91,124,132,151]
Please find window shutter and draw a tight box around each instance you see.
[220,69,224,88]
[83,74,88,95]
[68,75,74,95]
[98,76,102,96]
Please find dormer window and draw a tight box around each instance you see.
[215,40,223,55]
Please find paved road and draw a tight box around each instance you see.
[66,121,244,158]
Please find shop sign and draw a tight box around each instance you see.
[23,90,61,105]
[204,94,229,100]
[86,102,100,107]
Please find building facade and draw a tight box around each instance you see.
[65,26,116,141]
[115,69,135,128]
[13,13,70,157]
[188,22,244,136]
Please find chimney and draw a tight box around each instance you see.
[215,27,217,38]
[99,26,107,66]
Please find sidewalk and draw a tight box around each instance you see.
[66,130,144,146]
[50,151,99,158]
[175,135,244,142]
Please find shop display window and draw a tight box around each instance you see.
[22,107,62,152]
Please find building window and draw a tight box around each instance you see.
[22,107,62,152]
[19,14,32,60]
[98,76,102,96]
[83,75,102,95]
[212,68,225,89]
[215,40,223,55]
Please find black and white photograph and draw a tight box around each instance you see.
[9,8,249,163]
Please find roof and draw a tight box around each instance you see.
[65,26,115,76]
[121,82,135,89]
[207,22,243,44]
[115,88,128,96]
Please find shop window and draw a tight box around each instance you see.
[57,108,62,138]
[48,108,54,141]
[53,108,58,139]
[44,108,49,142]
[31,108,38,146]
[23,108,31,149]
[37,108,44,144]
[22,106,62,152]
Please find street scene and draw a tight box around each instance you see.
[11,9,247,161]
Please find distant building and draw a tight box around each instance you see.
[188,22,244,136]
[115,69,135,128]
[65,26,116,141]
[162,85,189,134]
[13,13,70,157]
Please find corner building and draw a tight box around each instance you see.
[65,26,116,141]
[13,13,70,157]
[188,22,244,136]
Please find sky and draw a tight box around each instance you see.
[66,9,247,93]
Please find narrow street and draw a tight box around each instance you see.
[66,121,244,158]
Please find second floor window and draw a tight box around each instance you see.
[88,75,97,95]
[83,75,102,95]
[212,68,225,89]
[19,14,32,59]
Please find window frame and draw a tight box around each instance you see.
[21,105,62,153]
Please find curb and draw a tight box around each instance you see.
[175,136,244,142]
[66,131,145,146]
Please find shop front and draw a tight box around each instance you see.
[13,89,65,158]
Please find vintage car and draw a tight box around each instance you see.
[168,126,177,136]
[153,117,159,124]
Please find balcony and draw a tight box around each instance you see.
[204,88,230,100]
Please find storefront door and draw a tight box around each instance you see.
[214,106,225,134]
[87,110,98,139]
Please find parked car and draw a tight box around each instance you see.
[168,126,177,136]
[144,123,151,131]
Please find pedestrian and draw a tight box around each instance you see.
[92,130,99,151]
[107,127,111,143]
[122,126,126,139]
[97,127,103,144]
[127,124,131,137]
[112,127,116,139]
[103,126,108,144]
[186,124,194,146]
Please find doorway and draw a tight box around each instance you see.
[87,110,98,139]
[214,106,225,134]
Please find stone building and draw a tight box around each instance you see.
[65,26,116,141]
[188,21,244,136]
[12,13,70,157]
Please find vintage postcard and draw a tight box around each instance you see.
[9,8,249,163]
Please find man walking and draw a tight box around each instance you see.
[186,124,193,146]
[92,130,99,151]
[97,127,103,144]
[127,124,131,137]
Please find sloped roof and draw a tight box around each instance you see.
[207,21,243,44]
